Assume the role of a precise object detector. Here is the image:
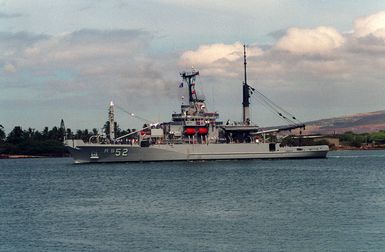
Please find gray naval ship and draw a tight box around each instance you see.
[65,46,328,163]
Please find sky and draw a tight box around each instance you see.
[1,0,385,133]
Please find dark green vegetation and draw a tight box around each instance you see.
[339,131,385,148]
[0,125,67,156]
[0,122,136,157]
[280,131,385,149]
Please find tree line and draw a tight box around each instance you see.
[339,131,385,147]
[0,121,137,156]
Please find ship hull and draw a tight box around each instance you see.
[66,142,329,164]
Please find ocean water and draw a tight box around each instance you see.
[1,150,385,252]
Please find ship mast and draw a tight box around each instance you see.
[242,44,251,124]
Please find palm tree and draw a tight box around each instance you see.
[0,124,5,143]
[7,126,24,144]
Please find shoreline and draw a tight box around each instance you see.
[0,154,44,159]
[333,146,385,151]
[0,154,68,159]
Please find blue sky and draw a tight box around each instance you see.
[1,0,385,133]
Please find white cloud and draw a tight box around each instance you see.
[179,42,263,77]
[3,63,16,73]
[157,0,273,11]
[20,30,150,63]
[274,27,344,54]
[177,15,382,84]
[354,11,385,39]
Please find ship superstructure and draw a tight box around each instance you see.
[167,70,221,145]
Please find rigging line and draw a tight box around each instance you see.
[115,105,155,124]
[250,95,281,117]
[252,89,295,119]
[249,88,284,114]
[256,91,301,124]
[250,96,281,119]
[250,94,298,125]
[250,95,298,125]
[247,85,292,117]
[253,95,297,124]
[249,93,291,121]
[250,88,302,124]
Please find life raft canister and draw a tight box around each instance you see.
[198,127,208,135]
[184,128,196,135]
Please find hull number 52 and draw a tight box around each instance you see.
[115,148,128,157]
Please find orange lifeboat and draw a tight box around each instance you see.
[184,128,196,135]
[198,127,208,135]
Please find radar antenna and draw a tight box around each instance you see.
[180,70,199,104]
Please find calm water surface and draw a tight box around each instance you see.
[1,150,385,251]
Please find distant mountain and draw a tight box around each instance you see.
[304,110,385,134]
